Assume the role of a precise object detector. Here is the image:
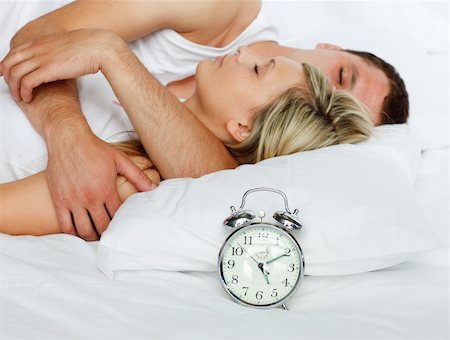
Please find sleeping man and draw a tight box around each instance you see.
[0,0,408,240]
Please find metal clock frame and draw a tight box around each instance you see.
[218,222,305,310]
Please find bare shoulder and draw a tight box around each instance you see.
[33,0,258,42]
[178,0,262,46]
[174,0,251,30]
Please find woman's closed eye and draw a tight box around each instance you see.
[254,64,259,75]
[338,67,344,85]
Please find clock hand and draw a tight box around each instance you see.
[266,253,290,265]
[258,263,270,285]
[237,242,260,266]
[237,243,271,283]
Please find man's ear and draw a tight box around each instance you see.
[315,43,343,51]
[226,120,251,143]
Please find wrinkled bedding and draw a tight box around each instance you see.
[0,1,448,339]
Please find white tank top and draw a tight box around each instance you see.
[129,3,279,86]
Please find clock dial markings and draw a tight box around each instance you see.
[221,224,303,306]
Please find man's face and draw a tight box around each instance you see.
[287,44,390,125]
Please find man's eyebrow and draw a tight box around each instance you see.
[351,63,359,89]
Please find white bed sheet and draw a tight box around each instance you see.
[0,246,448,339]
[1,147,448,340]
[0,1,448,339]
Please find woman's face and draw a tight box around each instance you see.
[192,46,306,143]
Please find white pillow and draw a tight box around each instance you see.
[97,127,439,277]
[264,1,449,150]
[361,124,421,181]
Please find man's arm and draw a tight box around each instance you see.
[0,161,161,237]
[6,0,241,177]
[2,0,241,238]
[102,40,239,178]
[8,25,153,240]
[3,28,239,179]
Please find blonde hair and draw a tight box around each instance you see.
[227,63,373,164]
[113,63,373,167]
[111,139,153,171]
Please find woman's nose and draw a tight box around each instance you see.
[236,46,260,63]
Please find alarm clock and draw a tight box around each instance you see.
[218,187,305,310]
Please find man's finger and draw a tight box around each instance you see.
[105,190,123,220]
[20,68,48,102]
[2,48,34,84]
[115,152,154,192]
[55,206,77,236]
[1,42,33,77]
[88,204,111,236]
[8,41,33,54]
[72,208,98,241]
[9,60,40,102]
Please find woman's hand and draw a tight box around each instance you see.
[0,29,125,102]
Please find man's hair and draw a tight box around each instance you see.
[227,63,373,164]
[345,49,409,124]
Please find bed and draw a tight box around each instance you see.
[0,1,448,339]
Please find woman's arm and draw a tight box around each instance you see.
[0,158,160,237]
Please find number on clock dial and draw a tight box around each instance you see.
[221,225,301,306]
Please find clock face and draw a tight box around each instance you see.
[219,223,304,308]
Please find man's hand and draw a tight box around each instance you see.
[0,29,122,103]
[46,126,154,240]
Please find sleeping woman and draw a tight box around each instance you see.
[0,31,373,237]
